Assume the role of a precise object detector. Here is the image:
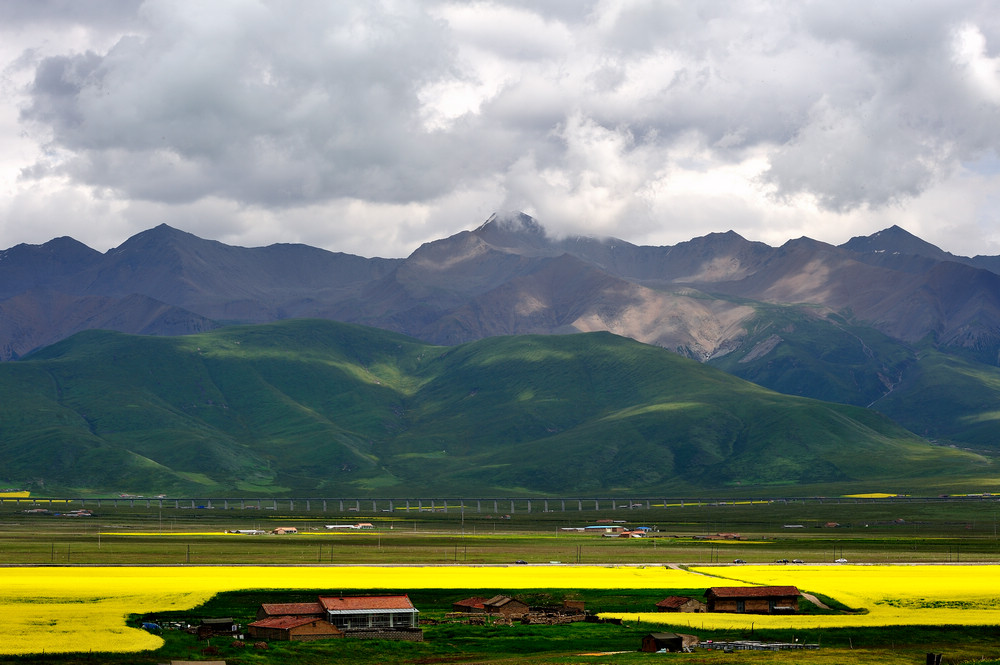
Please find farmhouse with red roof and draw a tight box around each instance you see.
[319,594,422,640]
[705,586,800,614]
[250,594,423,642]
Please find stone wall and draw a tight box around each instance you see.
[343,628,424,642]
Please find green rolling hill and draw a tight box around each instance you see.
[0,319,990,497]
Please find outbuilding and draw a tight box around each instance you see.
[482,595,530,617]
[641,632,699,652]
[194,618,239,640]
[452,597,488,613]
[655,596,706,613]
[248,616,343,642]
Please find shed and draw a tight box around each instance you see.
[482,595,530,617]
[641,632,699,652]
[705,586,800,614]
[248,616,343,642]
[272,527,298,535]
[195,618,239,640]
[656,596,706,613]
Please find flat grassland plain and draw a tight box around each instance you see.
[4,496,1000,664]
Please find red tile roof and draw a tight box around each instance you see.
[656,596,695,609]
[260,602,323,616]
[319,594,415,611]
[453,596,488,609]
[250,616,337,630]
[706,586,800,598]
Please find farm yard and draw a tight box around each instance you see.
[2,496,1000,663]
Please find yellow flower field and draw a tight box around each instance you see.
[608,564,1000,630]
[4,564,1000,655]
[0,565,716,655]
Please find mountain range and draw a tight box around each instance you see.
[4,212,1000,493]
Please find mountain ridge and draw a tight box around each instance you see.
[6,214,1000,452]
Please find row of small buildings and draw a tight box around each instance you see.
[449,585,801,620]
[199,585,801,647]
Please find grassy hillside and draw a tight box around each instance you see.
[708,305,1000,452]
[1,319,988,496]
[707,306,915,407]
[870,349,1000,449]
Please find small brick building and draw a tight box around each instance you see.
[705,586,800,614]
[248,616,343,642]
[482,595,530,617]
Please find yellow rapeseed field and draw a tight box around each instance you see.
[608,564,1000,630]
[841,493,897,498]
[4,564,1000,655]
[0,565,715,655]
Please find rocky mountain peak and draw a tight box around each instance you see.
[472,212,553,254]
[475,211,545,235]
[841,225,952,261]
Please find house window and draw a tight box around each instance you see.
[736,600,745,613]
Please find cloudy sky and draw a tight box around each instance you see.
[2,0,1000,258]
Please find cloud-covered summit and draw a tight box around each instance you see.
[2,0,1000,258]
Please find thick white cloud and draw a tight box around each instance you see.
[2,0,1000,257]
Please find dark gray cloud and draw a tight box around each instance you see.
[3,0,1000,257]
[20,2,473,206]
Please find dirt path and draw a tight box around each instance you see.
[800,592,831,609]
